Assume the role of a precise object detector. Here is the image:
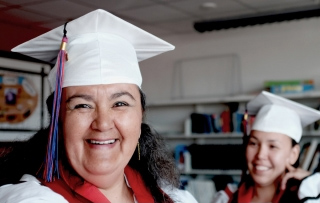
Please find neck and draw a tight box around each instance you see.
[98,175,133,203]
[251,184,276,203]
[79,164,127,189]
[62,164,134,202]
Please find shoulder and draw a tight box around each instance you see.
[161,184,198,203]
[298,172,320,202]
[212,184,238,203]
[0,174,68,203]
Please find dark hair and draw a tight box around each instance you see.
[0,88,179,203]
[131,89,180,201]
[0,128,50,185]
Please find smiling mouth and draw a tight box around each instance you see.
[87,139,117,145]
[255,165,270,171]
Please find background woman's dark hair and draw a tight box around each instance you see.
[0,89,180,203]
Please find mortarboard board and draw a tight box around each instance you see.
[12,9,175,91]
[247,91,320,142]
[11,9,175,182]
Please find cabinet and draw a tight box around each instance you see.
[145,91,320,201]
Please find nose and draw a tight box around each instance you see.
[256,145,268,160]
[91,107,113,131]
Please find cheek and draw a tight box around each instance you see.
[62,114,91,166]
[116,111,142,134]
[114,111,142,155]
[246,147,256,162]
[271,151,290,168]
[62,112,93,144]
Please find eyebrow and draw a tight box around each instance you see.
[267,139,279,143]
[249,136,279,143]
[65,91,136,103]
[66,94,94,103]
[110,91,135,101]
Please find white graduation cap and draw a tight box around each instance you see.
[247,91,320,142]
[11,9,175,91]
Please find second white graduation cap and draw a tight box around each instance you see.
[247,91,320,142]
[11,9,175,91]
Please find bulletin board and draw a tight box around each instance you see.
[171,54,242,99]
[0,54,51,141]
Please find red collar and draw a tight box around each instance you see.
[237,182,284,203]
[43,165,154,203]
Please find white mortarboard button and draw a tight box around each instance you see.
[247,91,320,142]
[11,9,175,91]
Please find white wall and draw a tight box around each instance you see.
[140,17,320,102]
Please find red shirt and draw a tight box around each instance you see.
[43,166,154,203]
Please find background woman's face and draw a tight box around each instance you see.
[60,84,143,185]
[246,130,297,187]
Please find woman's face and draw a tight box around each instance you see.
[60,83,143,185]
[246,130,299,187]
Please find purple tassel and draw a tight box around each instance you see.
[43,25,68,182]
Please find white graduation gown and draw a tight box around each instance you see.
[0,174,198,203]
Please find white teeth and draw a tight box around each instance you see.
[256,165,269,171]
[90,139,116,145]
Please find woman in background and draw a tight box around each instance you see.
[0,9,198,203]
[212,91,320,203]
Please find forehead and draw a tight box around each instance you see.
[62,83,140,95]
[250,130,292,143]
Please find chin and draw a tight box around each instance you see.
[84,165,116,176]
[253,177,275,187]
[85,175,113,189]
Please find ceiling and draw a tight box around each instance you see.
[0,0,320,38]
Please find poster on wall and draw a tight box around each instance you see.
[171,54,242,99]
[0,56,51,141]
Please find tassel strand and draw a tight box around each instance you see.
[43,23,68,182]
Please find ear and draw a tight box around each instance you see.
[289,144,300,165]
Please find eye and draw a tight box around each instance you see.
[270,145,278,149]
[248,140,257,146]
[113,101,128,107]
[74,104,92,109]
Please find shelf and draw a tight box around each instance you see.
[181,169,242,176]
[147,94,254,106]
[147,91,320,107]
[304,131,320,136]
[162,132,320,140]
[162,133,243,140]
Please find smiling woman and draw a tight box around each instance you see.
[0,9,198,203]
[212,91,320,203]
[61,84,144,189]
